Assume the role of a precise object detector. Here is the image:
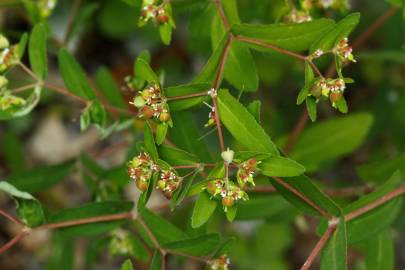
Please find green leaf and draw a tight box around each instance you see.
[343,171,403,244]
[155,122,168,145]
[191,191,218,228]
[259,156,306,177]
[247,100,261,123]
[135,58,159,85]
[16,33,28,60]
[121,259,134,270]
[144,122,158,161]
[306,96,317,122]
[233,19,335,52]
[297,62,314,105]
[163,234,220,256]
[310,13,360,53]
[29,23,48,80]
[58,48,96,100]
[0,181,45,227]
[269,175,341,217]
[95,67,126,109]
[5,160,75,193]
[0,85,42,120]
[193,34,228,84]
[166,83,210,111]
[159,22,172,45]
[356,152,405,184]
[169,112,212,162]
[139,208,188,244]
[226,205,238,221]
[291,113,374,171]
[358,229,395,270]
[211,9,258,92]
[48,201,133,236]
[158,144,199,166]
[150,250,162,270]
[320,218,347,270]
[217,89,279,155]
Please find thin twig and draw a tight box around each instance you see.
[138,217,166,255]
[211,36,232,152]
[300,221,338,270]
[10,83,38,93]
[18,62,40,82]
[166,91,208,101]
[235,35,307,61]
[213,0,230,30]
[273,177,333,219]
[0,209,24,226]
[345,185,405,222]
[352,7,399,49]
[0,229,30,255]
[37,212,133,230]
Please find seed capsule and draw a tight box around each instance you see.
[142,89,153,99]
[157,180,166,190]
[206,181,217,195]
[132,96,146,108]
[329,91,343,102]
[159,112,170,122]
[222,196,234,207]
[136,179,149,192]
[142,106,154,119]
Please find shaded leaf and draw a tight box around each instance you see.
[58,48,95,100]
[29,23,48,80]
[163,234,220,256]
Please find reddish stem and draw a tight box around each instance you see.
[0,229,29,255]
[213,0,230,30]
[300,222,338,270]
[166,91,208,101]
[0,209,24,226]
[235,35,307,61]
[345,185,405,222]
[273,177,333,220]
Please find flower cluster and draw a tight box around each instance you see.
[157,169,181,199]
[129,84,171,123]
[334,38,356,63]
[206,179,248,210]
[139,0,171,26]
[236,159,259,188]
[208,255,231,270]
[310,78,345,105]
[0,35,18,73]
[127,152,159,192]
[0,75,26,111]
